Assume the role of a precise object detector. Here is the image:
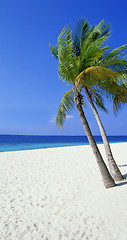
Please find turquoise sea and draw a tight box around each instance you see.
[0,135,127,152]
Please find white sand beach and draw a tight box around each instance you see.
[0,142,127,240]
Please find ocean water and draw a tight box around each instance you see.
[0,135,127,152]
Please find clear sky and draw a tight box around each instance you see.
[0,0,127,136]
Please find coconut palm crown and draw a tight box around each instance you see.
[50,19,127,128]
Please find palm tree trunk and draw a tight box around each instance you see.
[84,87,123,181]
[75,93,115,189]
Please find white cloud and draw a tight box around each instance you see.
[66,115,74,119]
[49,116,56,124]
[49,115,74,124]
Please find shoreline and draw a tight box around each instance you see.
[0,140,127,153]
[0,135,127,153]
[0,142,127,239]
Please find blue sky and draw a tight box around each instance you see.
[0,0,127,135]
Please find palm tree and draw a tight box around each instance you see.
[50,19,127,182]
[50,25,115,188]
[73,20,127,181]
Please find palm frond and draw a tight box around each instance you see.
[98,22,110,38]
[90,80,127,112]
[113,95,122,114]
[79,42,110,72]
[49,44,58,59]
[106,45,127,58]
[82,20,108,52]
[98,58,127,74]
[76,66,120,90]
[79,29,110,72]
[89,89,108,113]
[58,26,78,83]
[72,19,90,56]
[56,88,75,128]
[98,45,127,71]
[112,83,127,114]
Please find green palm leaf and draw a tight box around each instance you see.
[89,88,108,113]
[98,45,127,72]
[49,44,58,59]
[82,20,109,53]
[78,24,110,72]
[56,88,75,128]
[72,19,90,56]
[113,83,127,113]
[76,66,120,89]
[58,27,78,83]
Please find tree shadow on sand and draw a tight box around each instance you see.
[116,174,127,187]
[123,173,127,178]
[119,164,127,167]
[117,165,127,187]
[116,181,127,187]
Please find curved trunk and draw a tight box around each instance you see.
[75,93,115,189]
[84,87,123,181]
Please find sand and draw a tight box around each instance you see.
[0,142,127,240]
